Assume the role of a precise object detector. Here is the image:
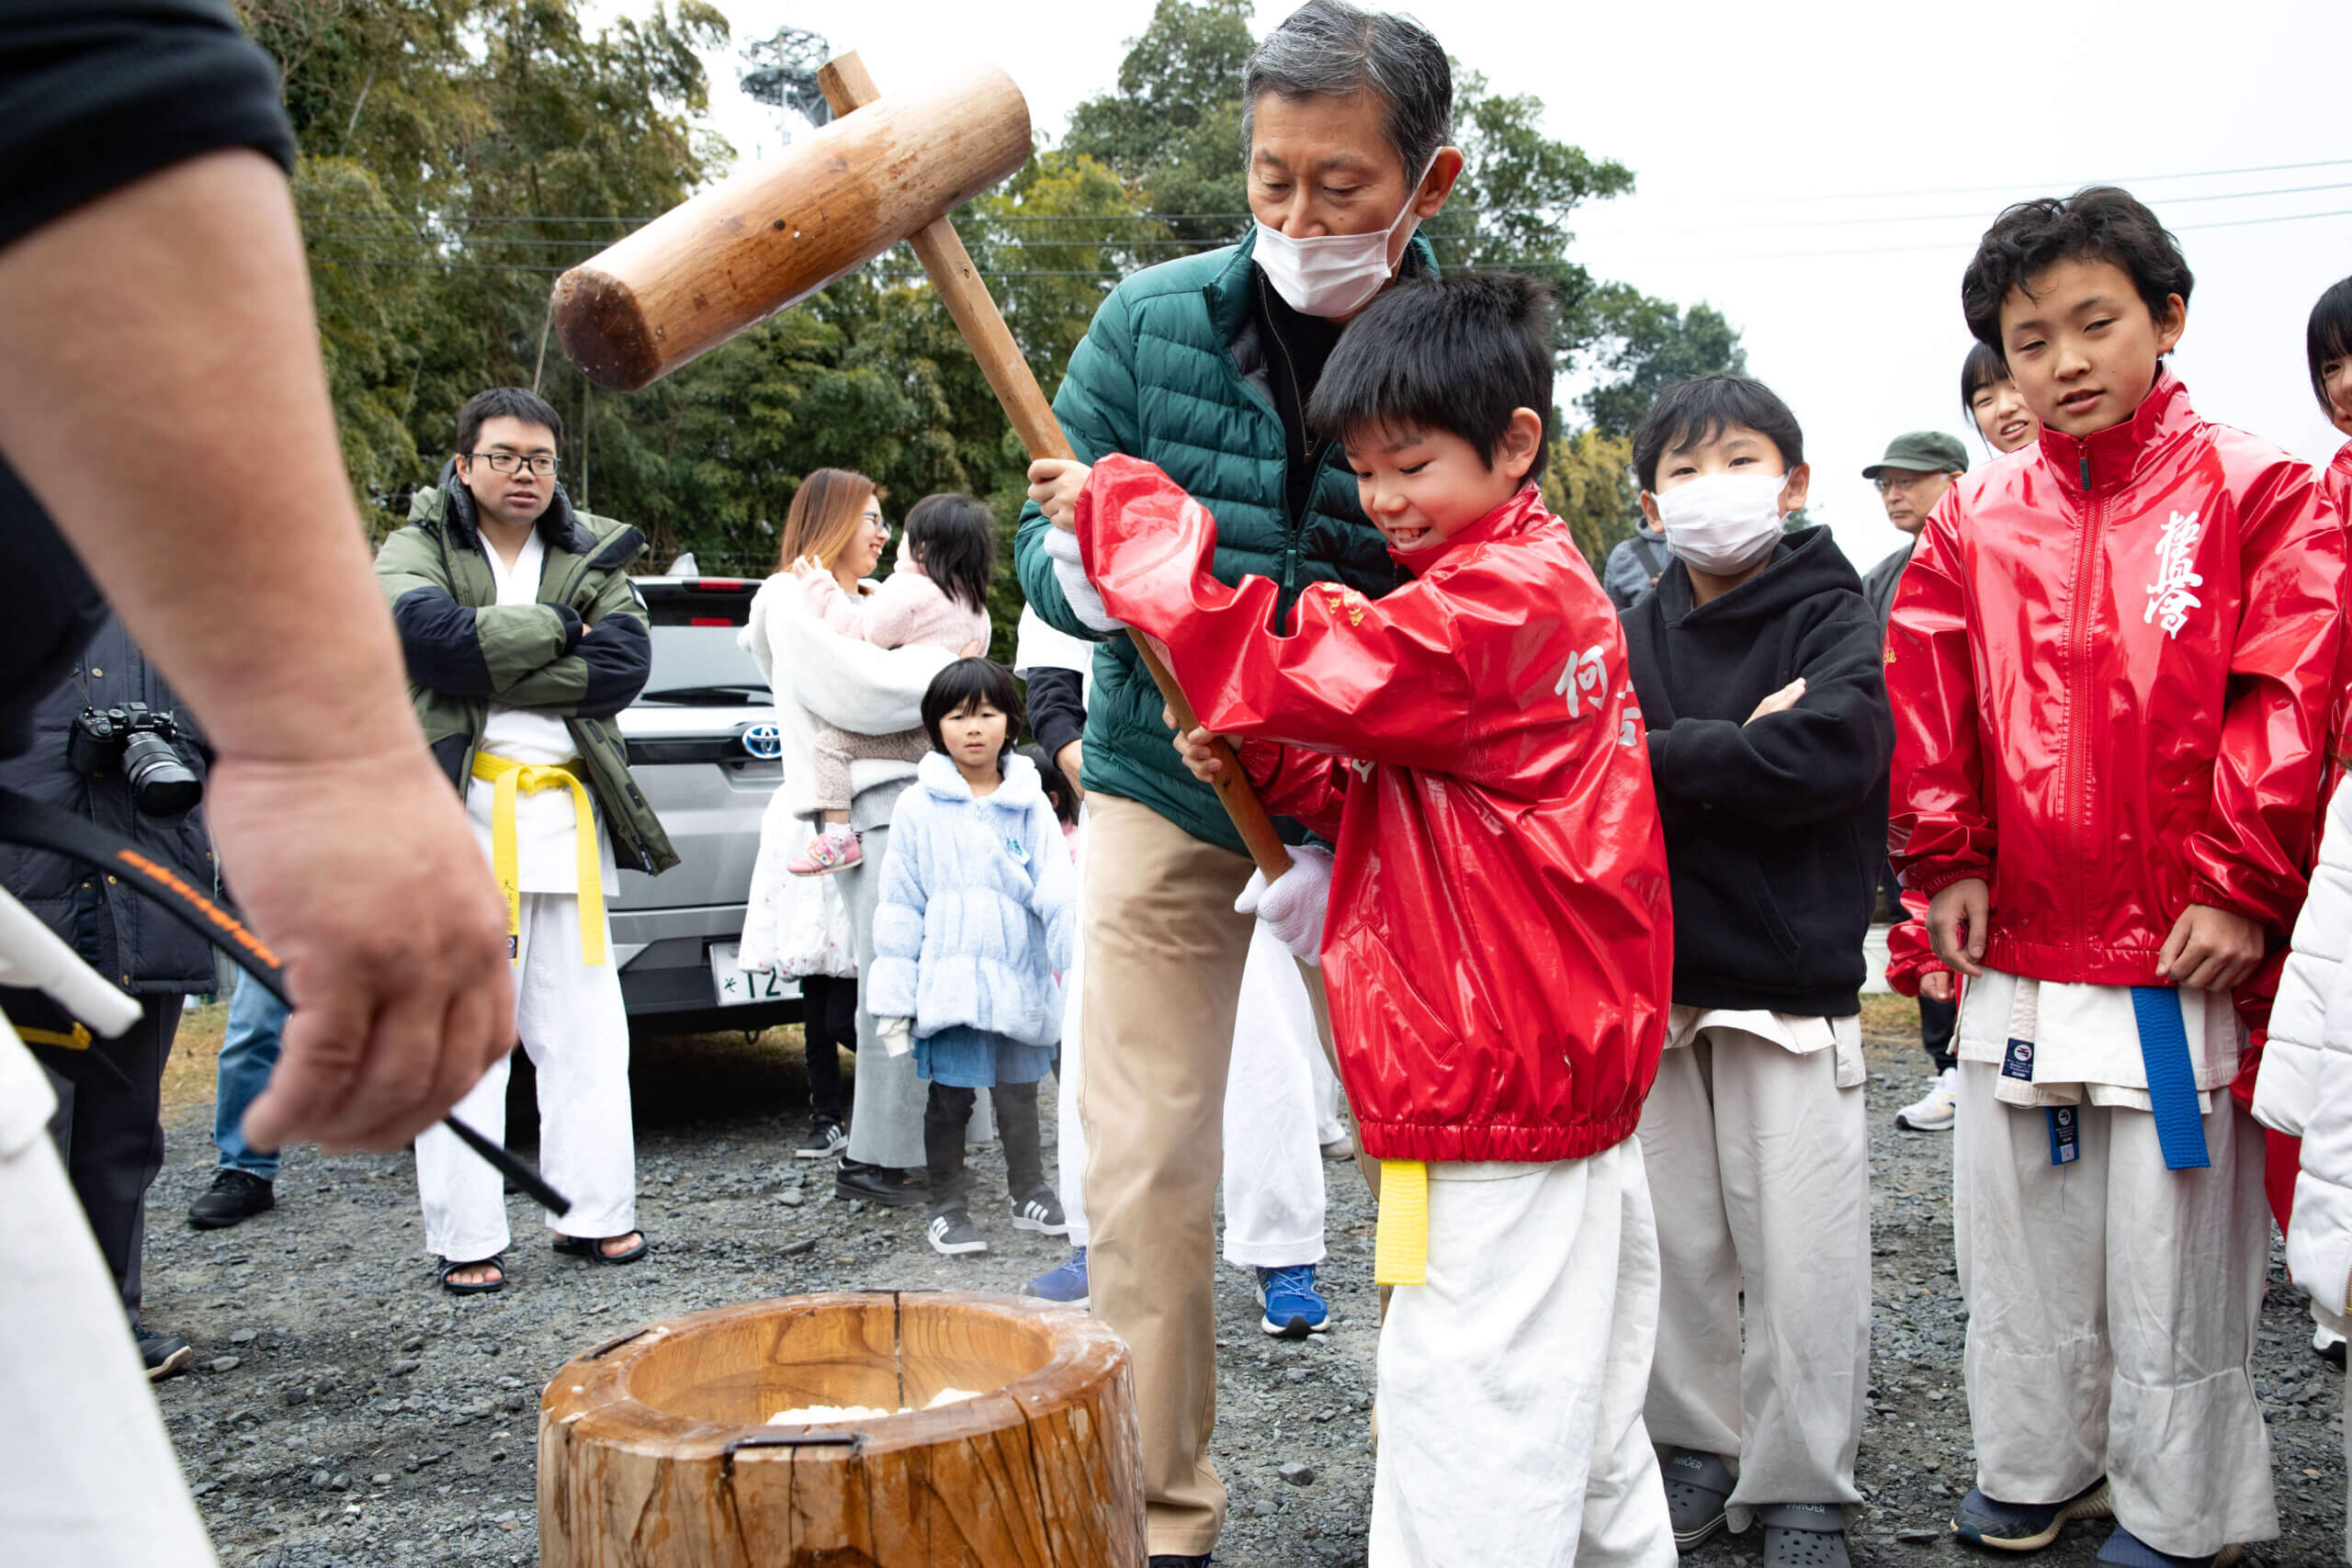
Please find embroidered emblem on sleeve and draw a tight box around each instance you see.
[2143,510,2204,639]
[1555,646,1607,718]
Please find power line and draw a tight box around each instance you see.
[1604,205,2352,265]
[1601,181,2352,237]
[1675,157,2352,208]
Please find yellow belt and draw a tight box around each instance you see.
[1374,1158,1428,1286]
[470,753,605,966]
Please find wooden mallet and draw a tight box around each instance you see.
[549,54,1291,879]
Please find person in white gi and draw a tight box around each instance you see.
[1012,610,1353,1335]
[383,389,679,1290]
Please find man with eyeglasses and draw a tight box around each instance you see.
[1860,430,1970,1132]
[375,386,678,1293]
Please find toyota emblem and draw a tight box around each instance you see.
[741,722,784,760]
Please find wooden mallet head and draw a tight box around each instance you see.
[550,64,1032,392]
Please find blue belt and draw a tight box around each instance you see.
[2130,986,2210,1171]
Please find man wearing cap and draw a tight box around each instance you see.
[1860,432,1968,631]
[1861,431,1969,1132]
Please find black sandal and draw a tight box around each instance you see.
[553,1231,647,1265]
[437,1255,506,1294]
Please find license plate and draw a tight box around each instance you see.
[709,942,799,1008]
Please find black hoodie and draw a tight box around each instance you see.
[1623,526,1894,1017]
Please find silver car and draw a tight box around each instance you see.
[611,574,802,1033]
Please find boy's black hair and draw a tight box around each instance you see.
[456,387,563,455]
[2307,277,2352,416]
[1017,742,1079,826]
[1630,374,1805,493]
[920,658,1024,761]
[902,492,996,615]
[1304,272,1557,483]
[1960,186,2193,353]
[1960,340,2010,412]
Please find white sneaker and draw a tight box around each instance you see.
[1894,1066,1960,1131]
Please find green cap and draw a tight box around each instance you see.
[1862,431,1969,479]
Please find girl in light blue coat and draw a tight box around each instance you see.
[869,659,1078,1256]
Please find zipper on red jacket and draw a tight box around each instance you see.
[2060,468,2102,972]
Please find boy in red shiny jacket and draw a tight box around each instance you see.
[1058,273,1678,1567]
[1889,187,2345,1567]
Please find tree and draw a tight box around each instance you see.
[1578,285,1748,440]
[1541,429,1640,567]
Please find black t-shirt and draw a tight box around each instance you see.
[0,0,295,759]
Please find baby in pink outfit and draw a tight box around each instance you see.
[792,493,994,875]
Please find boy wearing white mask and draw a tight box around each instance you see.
[1619,375,1893,1567]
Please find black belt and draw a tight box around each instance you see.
[0,786,569,1214]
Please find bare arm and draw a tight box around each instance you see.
[0,151,512,1149]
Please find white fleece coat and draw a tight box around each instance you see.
[867,752,1077,1047]
[2256,770,2352,1316]
[736,574,953,976]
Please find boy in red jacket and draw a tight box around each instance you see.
[1889,187,2345,1568]
[1056,274,1678,1566]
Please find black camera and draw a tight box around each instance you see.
[68,703,202,817]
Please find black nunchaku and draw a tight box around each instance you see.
[0,787,571,1216]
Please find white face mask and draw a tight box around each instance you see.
[1252,155,1439,319]
[1655,472,1790,576]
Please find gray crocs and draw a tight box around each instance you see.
[1660,1447,1735,1551]
[1758,1504,1849,1568]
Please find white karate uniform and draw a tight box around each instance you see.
[0,1022,218,1566]
[1019,611,1334,1265]
[1952,971,2275,1558]
[1636,1010,1870,1518]
[413,531,636,1262]
[1057,910,1332,1267]
[1369,1140,1676,1568]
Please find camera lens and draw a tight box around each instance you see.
[120,730,201,816]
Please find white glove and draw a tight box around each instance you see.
[876,1016,914,1057]
[1040,525,1127,635]
[1234,842,1335,966]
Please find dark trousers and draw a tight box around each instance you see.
[1920,992,1957,1074]
[39,994,178,1325]
[924,1078,1042,1216]
[799,975,854,1123]
[1883,858,1958,1073]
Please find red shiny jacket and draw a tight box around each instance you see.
[1077,457,1672,1164]
[1888,373,2344,985]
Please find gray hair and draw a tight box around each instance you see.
[1242,1,1453,179]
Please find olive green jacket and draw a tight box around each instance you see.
[374,466,678,875]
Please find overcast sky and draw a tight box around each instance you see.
[673,0,2352,571]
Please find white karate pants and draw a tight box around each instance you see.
[1369,1141,1676,1568]
[0,1024,216,1566]
[1637,1032,1871,1516]
[1953,1063,2276,1557]
[414,892,637,1261]
[1057,921,1329,1266]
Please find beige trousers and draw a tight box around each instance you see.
[1954,1063,2276,1557]
[1636,1032,1871,1518]
[1079,794,1372,1555]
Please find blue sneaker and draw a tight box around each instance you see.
[1254,1264,1329,1338]
[2094,1525,2241,1568]
[1026,1247,1089,1307]
[1952,1477,2111,1551]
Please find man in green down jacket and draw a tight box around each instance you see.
[1013,4,1460,1560]
[375,387,675,1294]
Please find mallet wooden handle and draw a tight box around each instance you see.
[818,53,1292,881]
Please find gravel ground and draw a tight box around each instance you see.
[141,1009,2346,1566]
